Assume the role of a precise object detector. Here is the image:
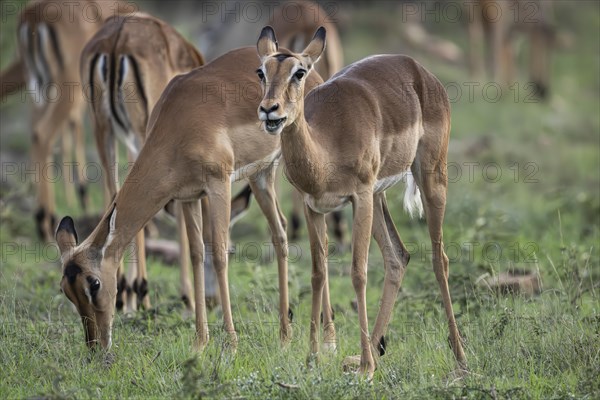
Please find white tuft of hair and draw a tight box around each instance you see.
[403,172,423,219]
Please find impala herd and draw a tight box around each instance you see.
[0,0,501,379]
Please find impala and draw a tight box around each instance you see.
[80,12,205,312]
[467,0,555,98]
[55,47,322,351]
[0,0,129,242]
[255,26,467,378]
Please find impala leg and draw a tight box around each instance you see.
[95,122,126,310]
[344,194,375,379]
[123,150,150,310]
[207,182,237,350]
[177,202,195,315]
[60,125,76,208]
[70,116,89,211]
[32,115,61,242]
[289,189,303,240]
[304,203,327,362]
[201,199,220,309]
[321,268,337,353]
[414,160,467,372]
[467,6,484,78]
[329,210,347,252]
[248,167,292,345]
[181,200,209,351]
[370,192,410,358]
[134,228,150,309]
[124,245,138,313]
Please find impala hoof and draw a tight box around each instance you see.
[321,340,337,354]
[280,324,293,347]
[342,355,375,381]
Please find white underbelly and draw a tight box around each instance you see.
[304,171,410,213]
[305,193,350,214]
[230,149,281,183]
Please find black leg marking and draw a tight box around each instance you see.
[50,213,57,234]
[290,213,301,240]
[532,81,549,100]
[78,184,88,212]
[181,294,191,308]
[35,207,45,240]
[116,275,126,311]
[332,210,345,243]
[320,308,334,324]
[288,307,294,323]
[137,278,148,299]
[377,335,386,357]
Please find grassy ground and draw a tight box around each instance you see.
[1,1,599,399]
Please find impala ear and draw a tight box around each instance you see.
[302,27,326,69]
[257,25,278,61]
[56,216,78,255]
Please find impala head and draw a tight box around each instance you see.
[256,26,326,135]
[55,212,119,351]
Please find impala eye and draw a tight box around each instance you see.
[256,69,265,81]
[294,69,306,80]
[89,278,101,293]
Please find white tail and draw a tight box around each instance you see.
[403,172,423,219]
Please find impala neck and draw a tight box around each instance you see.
[93,159,169,269]
[281,108,329,195]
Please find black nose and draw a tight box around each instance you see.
[260,104,279,114]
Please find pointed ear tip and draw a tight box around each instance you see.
[316,26,327,39]
[260,25,276,39]
[57,216,76,233]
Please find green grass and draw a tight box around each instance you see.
[1,1,599,399]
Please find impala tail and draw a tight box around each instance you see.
[403,172,423,219]
[89,52,145,156]
[18,21,63,107]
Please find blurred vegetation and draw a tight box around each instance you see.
[1,1,599,399]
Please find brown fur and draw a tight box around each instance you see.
[56,47,322,351]
[1,0,130,241]
[80,13,205,313]
[257,26,467,378]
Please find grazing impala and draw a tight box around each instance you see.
[467,0,555,98]
[255,26,467,378]
[80,12,205,312]
[55,47,322,351]
[0,0,129,242]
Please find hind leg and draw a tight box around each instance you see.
[413,146,467,371]
[177,202,195,316]
[248,166,293,345]
[369,192,410,358]
[60,125,76,208]
[70,116,89,211]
